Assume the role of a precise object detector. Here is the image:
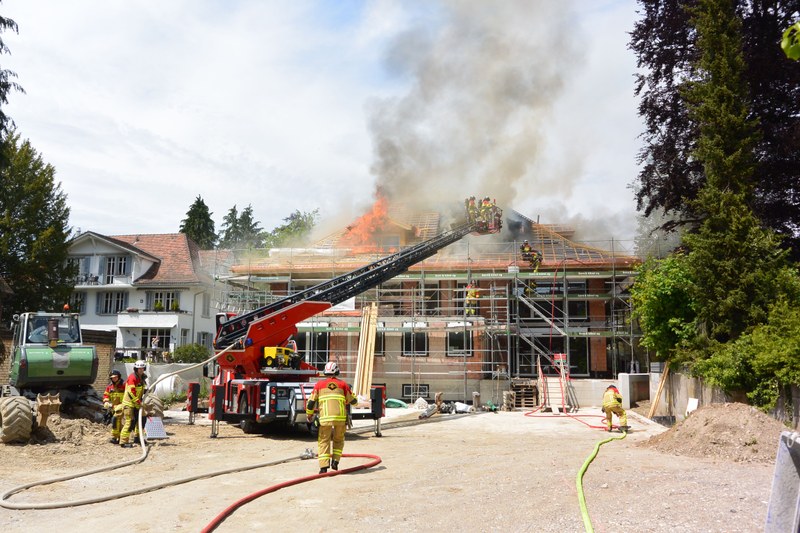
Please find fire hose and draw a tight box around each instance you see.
[201,453,382,533]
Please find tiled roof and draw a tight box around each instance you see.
[230,205,639,275]
[111,233,207,285]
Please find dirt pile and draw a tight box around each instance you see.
[30,415,109,446]
[640,402,787,463]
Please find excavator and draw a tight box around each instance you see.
[196,206,502,437]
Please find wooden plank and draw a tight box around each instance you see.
[647,363,670,419]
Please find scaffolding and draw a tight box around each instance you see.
[211,237,642,404]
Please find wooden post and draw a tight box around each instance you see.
[648,364,670,419]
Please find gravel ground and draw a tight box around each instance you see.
[0,404,781,532]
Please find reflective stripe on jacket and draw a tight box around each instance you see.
[122,373,144,408]
[306,377,357,423]
[602,388,622,409]
[103,382,125,406]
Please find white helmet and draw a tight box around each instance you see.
[133,360,147,369]
[323,361,339,376]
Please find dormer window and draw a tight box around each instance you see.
[103,255,129,284]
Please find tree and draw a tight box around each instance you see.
[0,11,23,143]
[630,0,800,259]
[262,209,319,249]
[630,254,696,359]
[783,21,800,59]
[217,205,240,249]
[171,343,210,364]
[236,205,263,248]
[179,195,216,249]
[0,132,73,314]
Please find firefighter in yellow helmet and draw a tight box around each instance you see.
[602,385,629,433]
[120,360,146,448]
[306,361,357,474]
[465,282,479,316]
[102,370,126,444]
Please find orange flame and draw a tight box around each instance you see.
[340,194,389,251]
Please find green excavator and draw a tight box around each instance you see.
[0,309,100,443]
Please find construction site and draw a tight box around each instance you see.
[211,200,643,412]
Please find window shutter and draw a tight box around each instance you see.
[96,293,103,314]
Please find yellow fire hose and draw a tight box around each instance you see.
[576,431,627,533]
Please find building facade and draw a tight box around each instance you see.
[215,206,644,403]
[67,232,217,360]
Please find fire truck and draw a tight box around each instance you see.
[195,212,501,438]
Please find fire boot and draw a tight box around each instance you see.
[331,460,339,471]
[319,467,328,474]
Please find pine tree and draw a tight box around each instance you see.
[0,132,73,314]
[179,195,216,249]
[217,205,240,249]
[681,0,795,344]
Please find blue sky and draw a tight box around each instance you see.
[3,0,643,243]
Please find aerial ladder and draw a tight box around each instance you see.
[201,215,501,437]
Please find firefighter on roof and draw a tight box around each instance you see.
[103,370,126,444]
[120,360,146,448]
[306,361,358,474]
[601,385,629,433]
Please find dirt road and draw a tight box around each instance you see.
[0,407,778,532]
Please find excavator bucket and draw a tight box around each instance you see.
[35,393,62,430]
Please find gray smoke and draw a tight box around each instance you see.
[367,1,579,210]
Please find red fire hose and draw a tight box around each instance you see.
[201,452,382,533]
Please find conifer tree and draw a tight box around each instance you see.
[179,195,216,249]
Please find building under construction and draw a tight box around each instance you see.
[214,202,642,407]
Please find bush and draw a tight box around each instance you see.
[172,343,210,364]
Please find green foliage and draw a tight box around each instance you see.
[172,343,210,364]
[782,21,800,60]
[0,132,73,314]
[631,254,696,358]
[153,300,164,312]
[217,204,263,249]
[262,209,319,249]
[179,195,216,249]
[0,13,23,143]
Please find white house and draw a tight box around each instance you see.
[67,231,218,359]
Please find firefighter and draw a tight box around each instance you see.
[102,370,126,444]
[120,360,147,448]
[306,361,357,474]
[601,385,628,433]
[465,282,479,316]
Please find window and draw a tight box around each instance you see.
[202,292,211,317]
[142,328,170,351]
[446,323,472,356]
[374,331,385,356]
[69,291,87,315]
[402,322,428,356]
[103,255,129,284]
[98,292,127,314]
[197,331,212,349]
[67,256,90,283]
[181,328,189,346]
[148,290,178,311]
[402,383,429,400]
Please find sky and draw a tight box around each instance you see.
[2,0,644,244]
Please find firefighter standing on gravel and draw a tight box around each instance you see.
[103,370,126,444]
[120,360,147,448]
[602,385,628,433]
[306,361,358,474]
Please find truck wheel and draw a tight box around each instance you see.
[237,395,259,434]
[0,396,34,444]
[143,395,164,419]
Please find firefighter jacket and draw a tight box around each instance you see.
[306,377,357,424]
[103,381,125,407]
[122,372,145,409]
[602,388,623,410]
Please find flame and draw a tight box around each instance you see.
[340,194,389,251]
